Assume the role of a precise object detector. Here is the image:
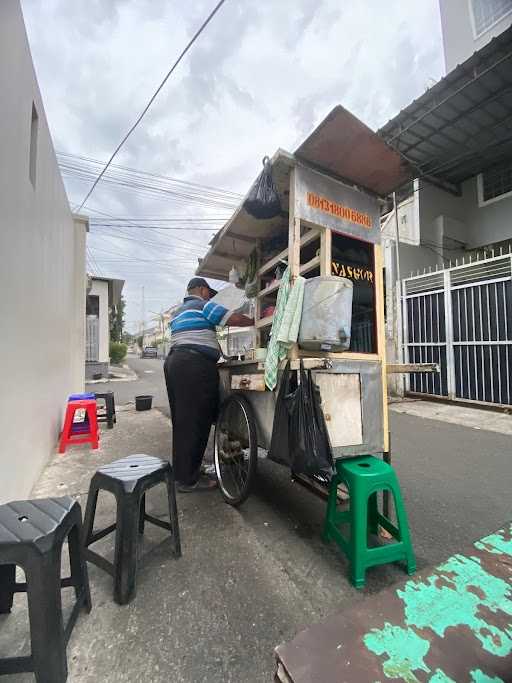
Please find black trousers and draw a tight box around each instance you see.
[164,349,219,485]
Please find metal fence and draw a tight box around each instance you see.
[402,251,512,407]
[86,315,99,362]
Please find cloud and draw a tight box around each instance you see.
[21,0,443,331]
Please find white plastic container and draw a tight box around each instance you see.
[298,276,353,352]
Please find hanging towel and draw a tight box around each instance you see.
[264,268,305,390]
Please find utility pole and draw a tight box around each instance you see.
[139,285,145,348]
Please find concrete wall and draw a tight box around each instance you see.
[439,0,512,71]
[0,0,86,503]
[89,279,110,364]
[393,178,512,280]
[463,176,512,247]
[383,173,512,392]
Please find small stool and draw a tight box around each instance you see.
[323,455,416,588]
[82,454,181,605]
[95,391,116,429]
[0,497,91,682]
[59,399,99,454]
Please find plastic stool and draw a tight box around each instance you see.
[0,497,91,682]
[323,455,415,588]
[95,391,116,429]
[82,454,181,605]
[59,399,99,454]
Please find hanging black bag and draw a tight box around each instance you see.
[244,156,281,219]
[286,361,334,475]
[268,362,296,467]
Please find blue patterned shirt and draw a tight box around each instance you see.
[169,296,229,360]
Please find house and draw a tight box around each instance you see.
[440,0,512,71]
[0,0,88,502]
[86,276,124,378]
[380,6,512,407]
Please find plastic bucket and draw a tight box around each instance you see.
[135,395,153,411]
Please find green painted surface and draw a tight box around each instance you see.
[363,524,512,681]
[429,670,456,683]
[469,669,503,683]
[363,623,429,683]
[399,553,512,656]
[474,527,512,557]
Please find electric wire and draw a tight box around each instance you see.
[75,0,229,212]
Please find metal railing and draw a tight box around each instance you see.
[86,315,99,362]
[401,248,512,406]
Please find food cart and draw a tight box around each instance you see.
[196,107,427,506]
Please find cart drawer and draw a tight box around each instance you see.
[231,374,266,391]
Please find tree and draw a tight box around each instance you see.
[109,296,125,343]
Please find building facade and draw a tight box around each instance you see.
[381,10,512,406]
[440,0,512,70]
[86,276,124,378]
[0,0,88,502]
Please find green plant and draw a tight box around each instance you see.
[109,296,126,343]
[109,341,127,365]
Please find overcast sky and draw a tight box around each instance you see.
[21,0,444,333]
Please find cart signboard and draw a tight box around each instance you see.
[294,165,381,244]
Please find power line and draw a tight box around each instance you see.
[58,152,241,200]
[76,0,229,212]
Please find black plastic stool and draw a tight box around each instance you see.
[82,454,181,605]
[95,391,116,429]
[0,497,91,682]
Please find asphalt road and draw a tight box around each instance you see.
[87,354,170,415]
[91,353,512,571]
[75,353,511,680]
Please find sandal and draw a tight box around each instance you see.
[177,474,218,493]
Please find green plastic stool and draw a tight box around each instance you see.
[323,455,416,588]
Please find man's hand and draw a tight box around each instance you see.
[226,313,254,327]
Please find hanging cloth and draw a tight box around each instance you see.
[264,267,305,390]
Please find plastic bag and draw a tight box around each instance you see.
[285,361,334,475]
[210,285,247,311]
[268,362,296,467]
[243,156,281,220]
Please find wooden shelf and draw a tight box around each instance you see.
[257,229,320,277]
[258,248,288,277]
[256,315,274,328]
[258,280,280,298]
[300,255,320,275]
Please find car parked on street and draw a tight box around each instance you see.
[140,346,158,358]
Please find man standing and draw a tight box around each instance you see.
[164,277,253,492]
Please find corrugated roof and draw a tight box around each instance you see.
[378,25,512,194]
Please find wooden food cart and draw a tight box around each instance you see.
[196,107,419,506]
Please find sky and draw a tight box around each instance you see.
[21,0,445,334]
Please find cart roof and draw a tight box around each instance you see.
[197,106,412,281]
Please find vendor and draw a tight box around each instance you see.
[164,277,254,492]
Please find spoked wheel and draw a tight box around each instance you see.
[214,393,258,506]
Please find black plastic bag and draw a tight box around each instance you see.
[244,156,281,219]
[285,362,334,475]
[268,362,296,467]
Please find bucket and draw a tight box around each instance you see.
[135,395,153,411]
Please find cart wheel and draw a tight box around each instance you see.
[214,393,257,506]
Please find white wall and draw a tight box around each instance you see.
[393,177,512,280]
[463,176,512,247]
[89,279,110,363]
[439,0,512,71]
[0,0,86,503]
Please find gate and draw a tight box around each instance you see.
[86,315,99,362]
[402,251,512,407]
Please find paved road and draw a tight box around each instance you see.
[87,354,170,415]
[93,354,512,571]
[64,354,511,681]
